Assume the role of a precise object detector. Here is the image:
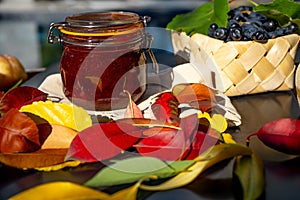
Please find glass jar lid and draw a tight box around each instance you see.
[48,11,151,42]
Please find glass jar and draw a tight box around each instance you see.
[48,12,152,111]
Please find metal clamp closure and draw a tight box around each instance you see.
[47,22,66,44]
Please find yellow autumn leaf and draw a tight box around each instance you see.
[20,101,92,131]
[34,160,81,172]
[198,112,228,133]
[9,182,110,200]
[9,176,156,200]
[222,133,236,144]
[109,175,156,200]
[210,114,228,133]
[198,111,211,121]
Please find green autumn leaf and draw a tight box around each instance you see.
[140,143,253,191]
[233,152,265,200]
[166,0,229,35]
[84,156,194,187]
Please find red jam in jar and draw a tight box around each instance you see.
[48,12,151,110]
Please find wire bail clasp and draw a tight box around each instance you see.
[47,22,66,44]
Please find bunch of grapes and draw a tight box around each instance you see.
[208,6,298,42]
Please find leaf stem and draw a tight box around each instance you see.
[248,0,259,7]
[246,132,257,147]
[133,123,181,130]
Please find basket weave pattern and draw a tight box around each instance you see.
[190,33,300,96]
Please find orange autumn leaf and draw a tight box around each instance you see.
[41,124,78,149]
[172,83,216,103]
[172,83,217,112]
[0,148,68,169]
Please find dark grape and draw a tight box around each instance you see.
[285,23,298,34]
[262,18,279,32]
[213,28,228,40]
[241,23,258,39]
[253,31,267,42]
[208,23,218,37]
[268,31,276,39]
[273,27,285,37]
[207,5,298,42]
[229,28,242,41]
[233,12,247,22]
[228,20,240,29]
[227,10,239,20]
[248,19,263,27]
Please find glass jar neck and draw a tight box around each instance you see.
[48,11,151,46]
[61,28,146,47]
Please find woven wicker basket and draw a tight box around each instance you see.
[171,31,300,96]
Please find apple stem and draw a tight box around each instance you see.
[246,132,257,147]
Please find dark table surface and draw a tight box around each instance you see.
[1,48,300,200]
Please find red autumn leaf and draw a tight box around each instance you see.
[24,112,52,145]
[247,118,300,155]
[0,86,48,114]
[136,128,219,161]
[0,92,4,99]
[135,114,215,161]
[65,120,143,162]
[180,113,199,136]
[182,131,220,160]
[135,129,188,161]
[0,109,40,153]
[198,117,210,133]
[185,114,221,157]
[151,92,180,126]
[142,127,178,137]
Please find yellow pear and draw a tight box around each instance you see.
[0,54,28,91]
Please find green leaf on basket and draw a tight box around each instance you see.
[233,152,265,200]
[253,0,300,19]
[140,143,253,191]
[166,0,229,35]
[252,0,300,34]
[84,156,194,187]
